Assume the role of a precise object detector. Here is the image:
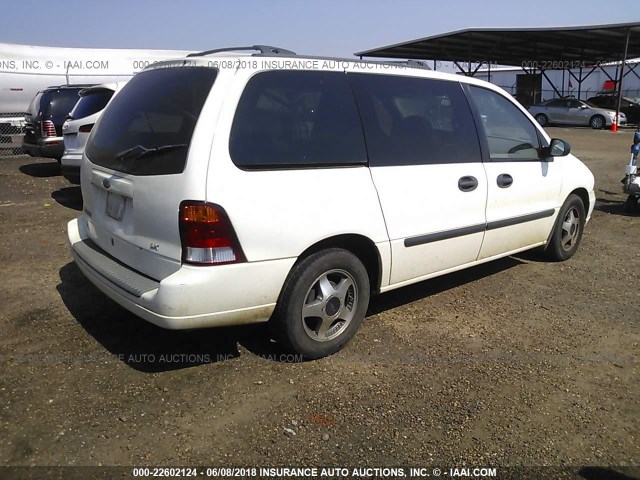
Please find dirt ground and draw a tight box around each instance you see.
[0,127,638,478]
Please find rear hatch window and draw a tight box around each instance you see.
[86,67,217,176]
[46,89,82,122]
[70,89,114,120]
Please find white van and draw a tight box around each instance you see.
[67,46,595,359]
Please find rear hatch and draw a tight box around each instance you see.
[64,87,115,154]
[82,66,218,281]
[24,88,83,142]
[49,89,83,136]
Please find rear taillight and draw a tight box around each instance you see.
[79,123,94,133]
[179,201,246,265]
[41,120,56,137]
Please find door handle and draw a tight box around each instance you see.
[497,174,513,188]
[458,176,478,192]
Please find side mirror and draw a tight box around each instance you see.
[580,105,588,110]
[541,138,571,158]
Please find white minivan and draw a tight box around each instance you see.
[68,46,595,359]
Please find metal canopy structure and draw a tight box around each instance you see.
[355,22,640,68]
[356,22,640,126]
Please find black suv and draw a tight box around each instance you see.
[587,93,640,124]
[22,85,95,161]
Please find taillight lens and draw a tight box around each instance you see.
[79,123,94,133]
[41,120,56,137]
[179,201,246,265]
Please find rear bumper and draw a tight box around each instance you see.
[61,152,83,166]
[67,216,295,329]
[22,137,65,159]
[61,153,82,183]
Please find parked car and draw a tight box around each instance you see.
[528,98,626,129]
[61,83,126,183]
[586,93,640,124]
[67,46,595,359]
[22,85,94,160]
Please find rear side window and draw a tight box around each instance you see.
[47,89,82,120]
[468,86,540,161]
[230,71,367,168]
[590,97,605,107]
[86,67,217,176]
[70,90,114,120]
[348,74,481,166]
[27,92,43,115]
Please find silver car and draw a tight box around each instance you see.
[528,98,626,129]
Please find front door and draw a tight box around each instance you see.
[466,85,562,260]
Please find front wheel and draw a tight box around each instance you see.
[589,115,605,129]
[534,113,549,127]
[271,248,370,359]
[545,194,586,261]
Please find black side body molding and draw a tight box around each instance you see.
[404,209,556,248]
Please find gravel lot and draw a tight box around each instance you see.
[0,127,638,479]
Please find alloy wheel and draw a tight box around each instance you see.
[301,269,358,342]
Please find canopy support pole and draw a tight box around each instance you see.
[537,69,563,98]
[615,28,631,129]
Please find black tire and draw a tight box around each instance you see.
[589,115,605,129]
[271,248,370,359]
[534,114,548,127]
[624,194,639,214]
[545,194,586,261]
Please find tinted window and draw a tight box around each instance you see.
[546,99,566,108]
[46,89,82,120]
[230,71,366,168]
[86,67,217,176]
[348,74,481,166]
[468,86,540,161]
[27,92,43,116]
[70,90,114,120]
[590,97,611,108]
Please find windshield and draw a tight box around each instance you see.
[86,67,217,176]
[70,89,114,120]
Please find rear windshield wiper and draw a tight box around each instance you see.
[115,145,146,161]
[115,144,187,161]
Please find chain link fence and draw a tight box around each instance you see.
[0,113,26,157]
